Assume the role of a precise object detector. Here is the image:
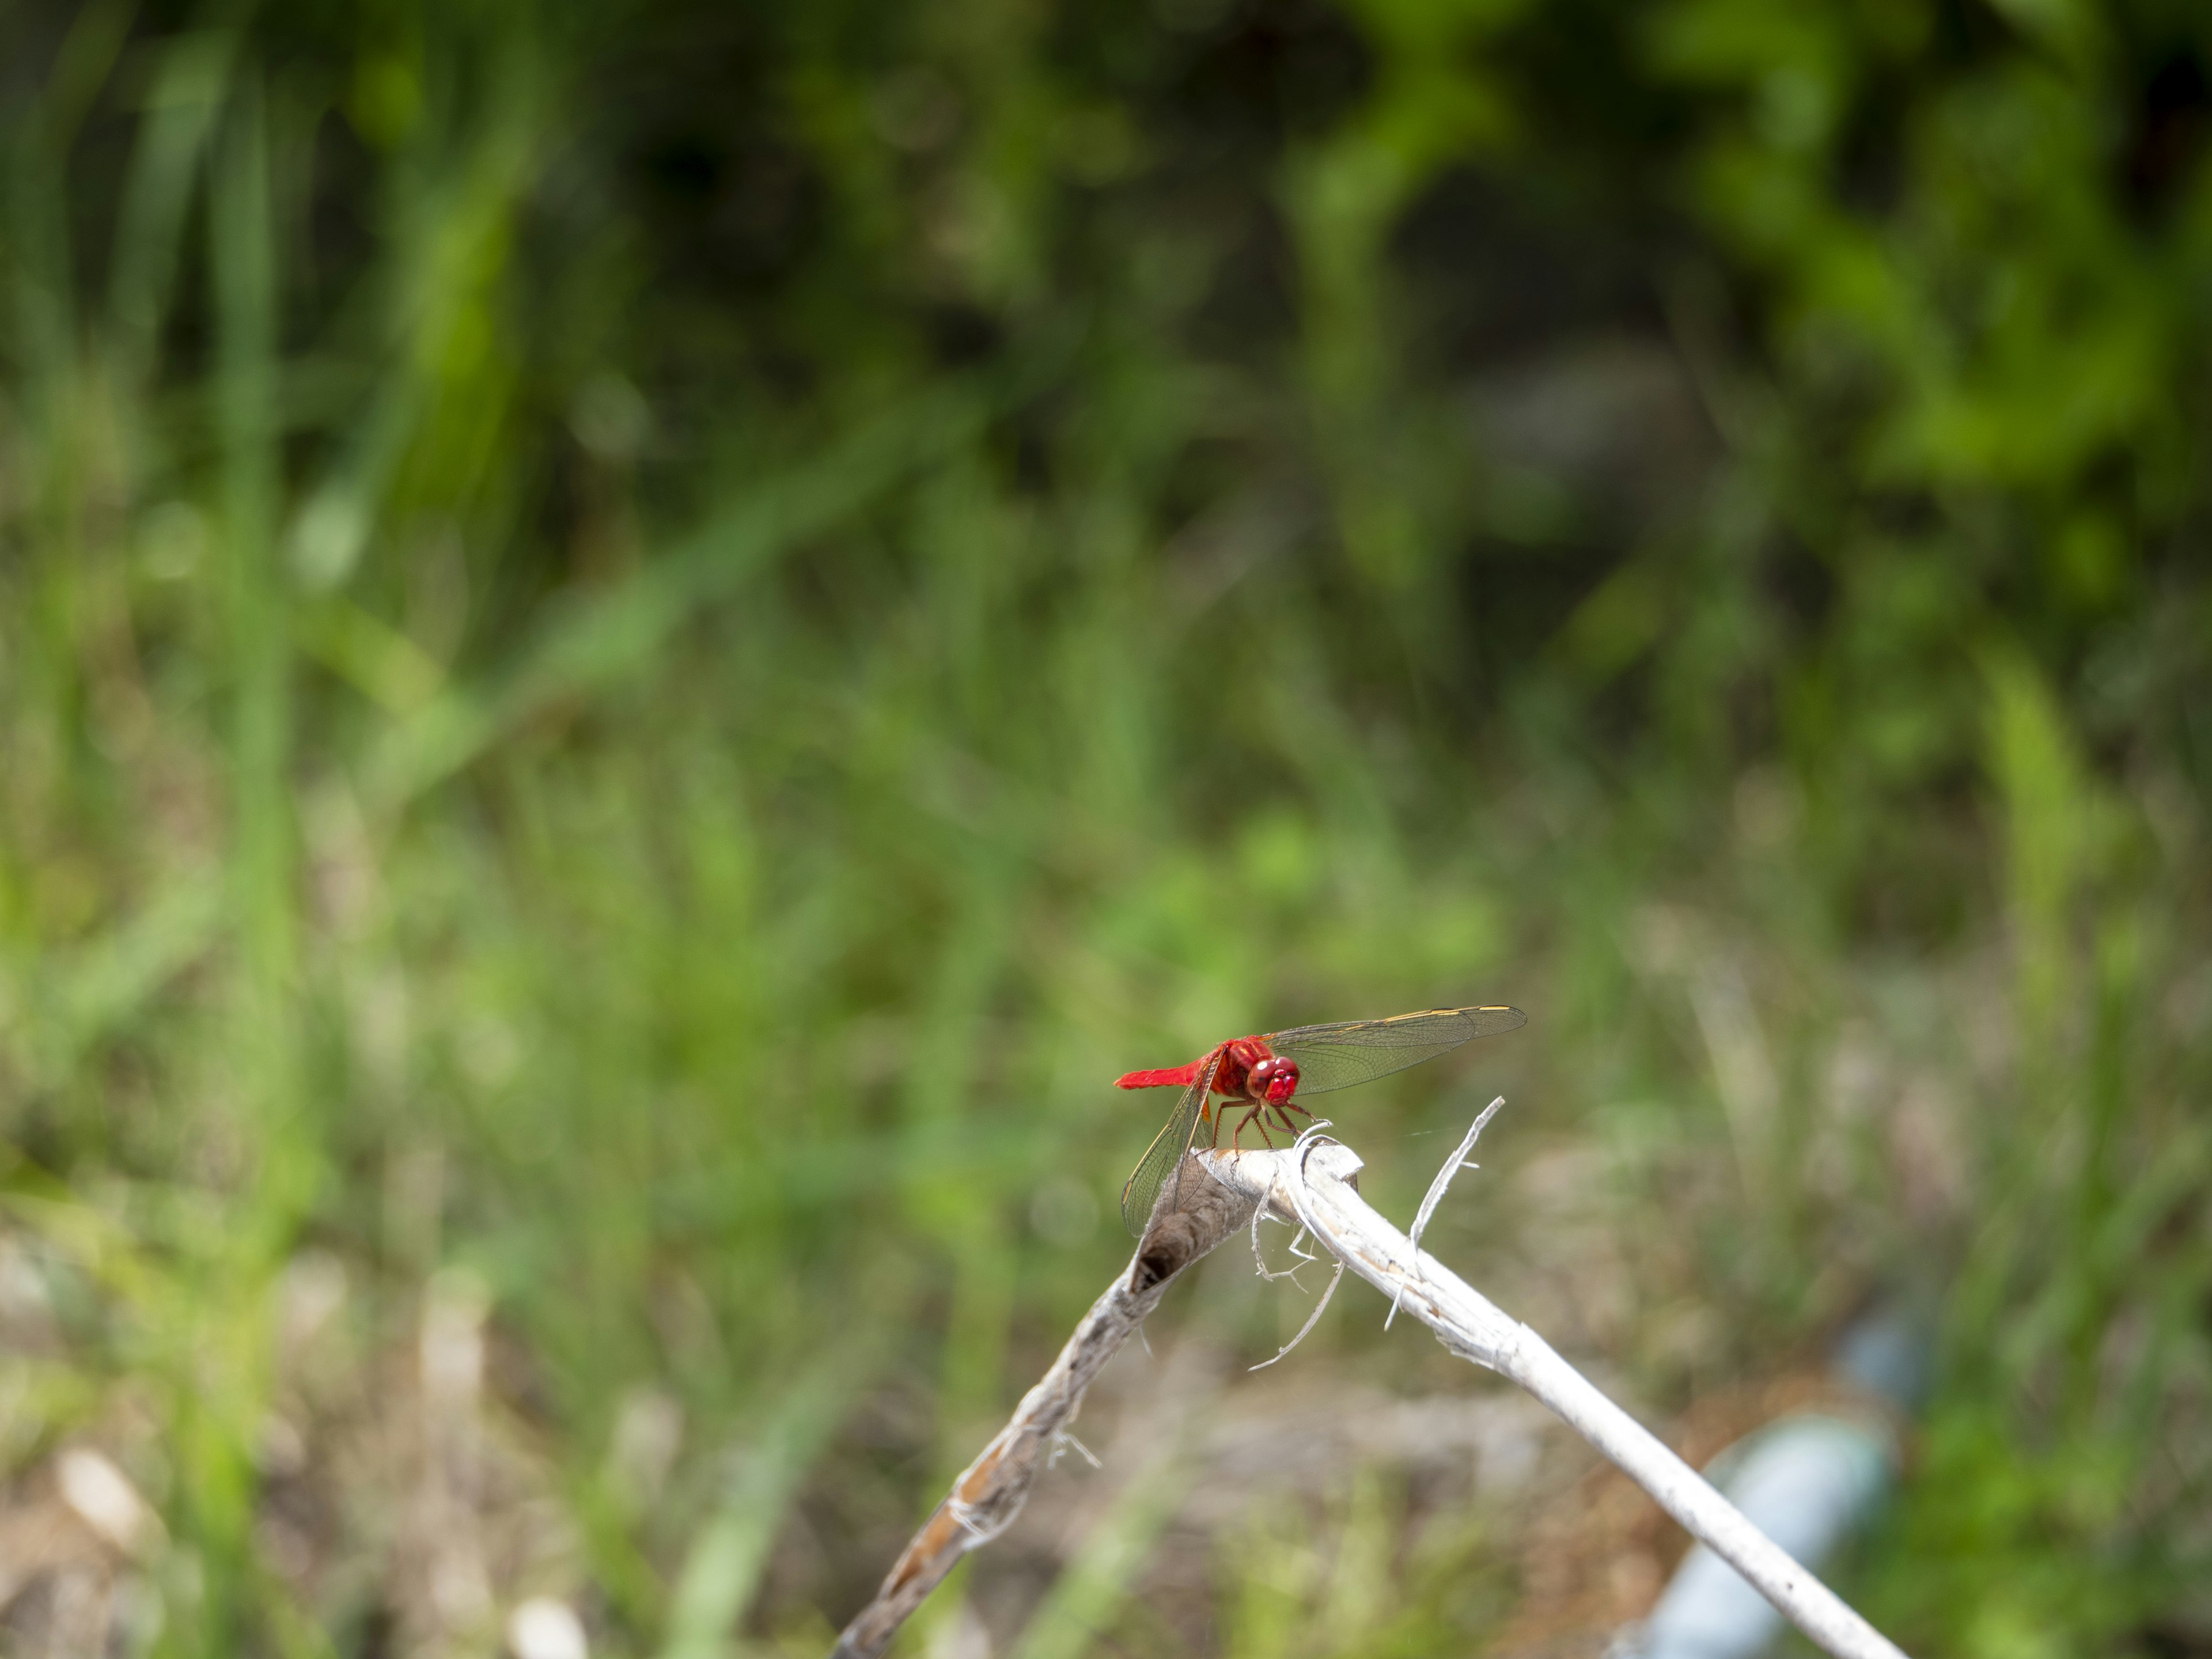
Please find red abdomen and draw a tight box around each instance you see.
[1115,1064,1203,1090]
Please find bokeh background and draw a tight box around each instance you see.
[4,0,2210,1653]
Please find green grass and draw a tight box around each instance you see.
[2,0,2210,1654]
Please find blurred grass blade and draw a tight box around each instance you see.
[295,596,445,714]
[4,1177,171,1313]
[1983,641,2089,1039]
[5,0,130,412]
[32,870,222,1079]
[290,76,541,592]
[658,1343,880,1659]
[204,70,292,1658]
[1002,1429,1201,1659]
[362,366,1023,810]
[215,67,295,1118]
[107,29,236,387]
[37,0,136,152]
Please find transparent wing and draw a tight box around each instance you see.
[1268,1006,1524,1097]
[1119,1053,1219,1237]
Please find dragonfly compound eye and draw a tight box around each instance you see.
[1250,1056,1300,1104]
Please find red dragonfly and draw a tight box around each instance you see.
[1116,1005,1525,1235]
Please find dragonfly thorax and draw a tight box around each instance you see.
[1215,1038,1301,1106]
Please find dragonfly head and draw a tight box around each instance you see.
[1247,1055,1300,1105]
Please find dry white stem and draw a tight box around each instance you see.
[1050,1430,1102,1471]
[1249,1205,1292,1283]
[1389,1094,1503,1330]
[1198,1128,1912,1659]
[1247,1254,1345,1371]
[830,1158,1253,1659]
[1249,1206,1317,1287]
[1409,1096,1503,1251]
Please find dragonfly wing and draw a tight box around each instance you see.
[1269,1006,1524,1097]
[1119,1053,1220,1236]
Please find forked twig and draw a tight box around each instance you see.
[832,1107,1910,1659]
[1198,1118,1912,1659]
[827,1158,1253,1659]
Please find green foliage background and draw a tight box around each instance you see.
[2,0,2209,1653]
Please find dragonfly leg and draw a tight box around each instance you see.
[1228,1099,1269,1147]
